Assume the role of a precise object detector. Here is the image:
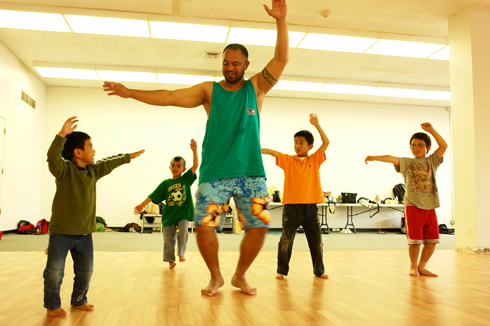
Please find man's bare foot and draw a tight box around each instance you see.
[317,274,329,279]
[419,267,438,277]
[71,303,94,311]
[409,267,420,277]
[276,273,285,280]
[47,307,67,317]
[179,256,186,262]
[201,276,224,297]
[231,275,257,296]
[169,262,177,269]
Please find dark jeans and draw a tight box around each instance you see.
[277,204,325,277]
[43,233,94,309]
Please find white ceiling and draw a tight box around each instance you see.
[1,0,488,107]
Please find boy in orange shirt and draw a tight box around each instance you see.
[262,113,329,279]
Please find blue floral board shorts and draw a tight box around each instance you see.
[195,177,271,230]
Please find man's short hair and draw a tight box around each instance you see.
[62,131,91,161]
[294,130,314,145]
[223,43,249,61]
[171,156,186,168]
[410,132,431,148]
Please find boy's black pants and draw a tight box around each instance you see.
[277,204,325,277]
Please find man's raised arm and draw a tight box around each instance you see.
[103,81,211,110]
[252,0,289,94]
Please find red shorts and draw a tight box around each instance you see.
[404,206,440,245]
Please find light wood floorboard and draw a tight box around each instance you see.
[0,250,489,326]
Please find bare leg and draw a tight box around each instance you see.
[231,228,268,295]
[47,308,67,317]
[71,303,94,311]
[418,243,438,277]
[196,226,224,297]
[408,244,421,277]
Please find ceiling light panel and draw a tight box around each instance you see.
[414,91,451,100]
[150,21,228,42]
[64,15,150,37]
[97,70,157,82]
[369,87,425,98]
[366,39,446,58]
[298,33,378,53]
[319,83,376,95]
[157,73,214,85]
[428,46,450,60]
[34,67,99,80]
[274,80,324,92]
[227,28,306,47]
[0,10,70,32]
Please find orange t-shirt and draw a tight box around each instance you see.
[276,150,326,205]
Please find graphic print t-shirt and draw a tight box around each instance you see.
[395,152,443,210]
[148,169,197,226]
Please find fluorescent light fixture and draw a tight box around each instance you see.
[414,91,451,100]
[34,67,99,79]
[298,33,378,53]
[274,80,324,92]
[150,21,228,42]
[369,87,425,98]
[428,46,450,60]
[0,10,70,32]
[227,28,306,47]
[366,39,446,58]
[319,83,376,94]
[214,76,224,82]
[64,15,150,37]
[97,70,157,82]
[157,73,214,85]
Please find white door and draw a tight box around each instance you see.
[0,117,5,214]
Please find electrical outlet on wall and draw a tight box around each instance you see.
[466,226,471,236]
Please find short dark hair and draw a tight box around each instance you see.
[223,43,249,61]
[294,130,314,145]
[171,156,186,168]
[410,132,431,148]
[62,131,91,161]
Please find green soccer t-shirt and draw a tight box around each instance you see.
[148,169,197,227]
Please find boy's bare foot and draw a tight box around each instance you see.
[71,303,94,311]
[317,274,329,279]
[231,275,257,296]
[169,262,177,269]
[419,268,438,277]
[409,267,420,277]
[179,256,186,262]
[201,276,224,297]
[276,273,285,280]
[47,307,67,317]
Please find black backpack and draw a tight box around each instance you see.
[393,184,406,203]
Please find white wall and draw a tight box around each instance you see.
[0,43,46,230]
[40,87,452,230]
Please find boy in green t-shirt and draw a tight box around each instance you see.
[134,139,199,269]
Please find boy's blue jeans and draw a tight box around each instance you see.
[277,204,325,277]
[43,233,94,310]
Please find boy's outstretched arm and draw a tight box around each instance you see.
[309,113,329,154]
[365,155,400,166]
[58,116,79,137]
[134,197,152,215]
[421,122,447,160]
[190,139,199,174]
[261,148,279,158]
[129,149,145,160]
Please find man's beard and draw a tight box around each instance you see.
[223,71,244,83]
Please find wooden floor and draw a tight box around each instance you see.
[1,250,489,326]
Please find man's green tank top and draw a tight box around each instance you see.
[199,80,266,184]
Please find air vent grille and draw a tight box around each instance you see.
[21,91,36,109]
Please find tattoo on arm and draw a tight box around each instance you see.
[261,67,278,87]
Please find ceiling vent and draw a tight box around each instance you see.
[21,91,36,109]
[204,52,222,61]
